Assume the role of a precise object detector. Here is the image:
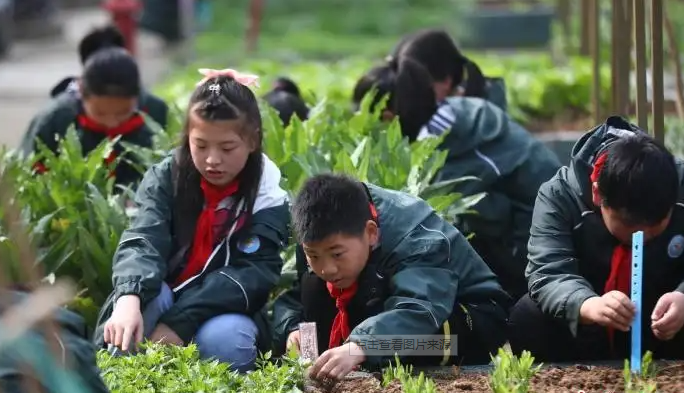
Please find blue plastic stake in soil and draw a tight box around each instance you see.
[631,230,644,373]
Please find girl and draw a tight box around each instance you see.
[92,68,290,373]
[49,25,169,130]
[262,77,309,126]
[390,29,508,112]
[20,47,155,188]
[352,56,561,302]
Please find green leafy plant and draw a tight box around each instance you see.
[488,347,542,393]
[0,129,134,312]
[97,344,306,393]
[623,351,658,393]
[97,342,243,393]
[381,354,438,393]
[241,350,307,393]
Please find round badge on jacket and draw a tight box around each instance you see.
[668,234,684,259]
[237,235,261,254]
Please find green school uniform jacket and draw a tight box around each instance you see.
[421,96,561,297]
[91,152,290,351]
[527,116,684,343]
[0,291,109,393]
[49,76,169,130]
[19,93,155,187]
[271,183,510,369]
[480,77,508,113]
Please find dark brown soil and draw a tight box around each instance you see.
[304,362,684,393]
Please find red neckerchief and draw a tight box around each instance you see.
[173,178,240,288]
[592,152,631,351]
[32,111,147,176]
[327,202,379,348]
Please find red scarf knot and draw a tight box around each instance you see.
[592,151,632,350]
[325,202,378,348]
[172,178,241,288]
[327,281,358,349]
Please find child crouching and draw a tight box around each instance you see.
[272,173,511,381]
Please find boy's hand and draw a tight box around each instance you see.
[149,323,184,346]
[579,291,636,332]
[308,342,365,381]
[286,330,301,353]
[652,291,684,340]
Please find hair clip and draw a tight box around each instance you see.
[197,68,260,88]
[208,83,221,95]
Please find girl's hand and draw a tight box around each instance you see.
[103,295,144,352]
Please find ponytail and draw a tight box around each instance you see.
[461,57,487,99]
[394,57,438,142]
[352,56,436,142]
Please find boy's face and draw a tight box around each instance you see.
[82,95,138,129]
[592,182,671,244]
[302,221,379,290]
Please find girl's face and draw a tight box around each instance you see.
[433,77,453,102]
[82,95,138,129]
[188,110,255,187]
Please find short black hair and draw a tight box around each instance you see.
[262,77,309,126]
[81,47,140,97]
[78,25,125,65]
[598,133,678,225]
[292,173,373,243]
[392,28,487,98]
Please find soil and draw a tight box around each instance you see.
[304,362,684,393]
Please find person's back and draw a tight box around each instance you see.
[428,97,561,299]
[272,173,510,381]
[509,116,684,362]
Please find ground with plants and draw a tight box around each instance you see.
[5,0,684,392]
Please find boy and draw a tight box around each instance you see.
[509,116,684,362]
[272,173,511,381]
[50,25,168,130]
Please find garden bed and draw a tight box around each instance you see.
[305,361,684,393]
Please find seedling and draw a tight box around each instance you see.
[623,351,657,393]
[381,355,438,393]
[488,347,542,393]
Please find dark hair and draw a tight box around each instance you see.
[292,173,372,243]
[78,25,125,65]
[352,56,436,142]
[392,29,487,99]
[81,47,140,97]
[262,77,309,126]
[597,133,678,226]
[174,75,264,233]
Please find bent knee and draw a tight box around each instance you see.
[195,313,258,372]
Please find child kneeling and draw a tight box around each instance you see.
[272,173,511,380]
[92,68,290,373]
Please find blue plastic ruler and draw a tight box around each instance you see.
[631,231,644,373]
